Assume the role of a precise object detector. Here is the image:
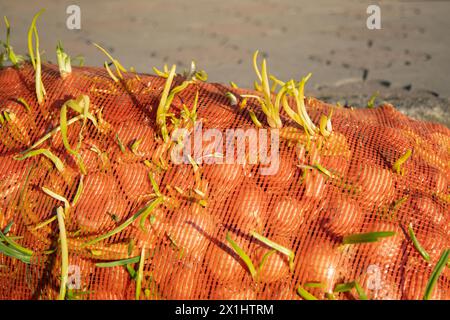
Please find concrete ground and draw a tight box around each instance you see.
[0,0,449,126]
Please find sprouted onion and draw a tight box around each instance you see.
[247,50,282,128]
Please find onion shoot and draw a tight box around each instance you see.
[251,231,294,271]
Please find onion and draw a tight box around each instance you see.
[205,237,248,284]
[167,203,215,261]
[51,120,82,151]
[320,195,364,236]
[271,285,299,300]
[303,170,327,200]
[267,196,306,235]
[162,164,196,192]
[202,163,244,195]
[428,132,450,155]
[402,268,445,300]
[431,171,447,195]
[115,162,153,202]
[73,173,119,232]
[295,241,341,294]
[356,221,404,268]
[116,120,156,158]
[352,164,395,205]
[408,227,447,264]
[255,246,290,283]
[0,156,27,221]
[76,138,109,173]
[321,155,349,178]
[263,154,297,187]
[0,104,31,149]
[152,251,203,300]
[227,185,267,233]
[134,207,165,249]
[412,196,446,232]
[375,127,411,163]
[163,265,201,299]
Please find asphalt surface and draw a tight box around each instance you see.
[0,0,449,126]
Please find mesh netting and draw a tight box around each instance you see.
[0,63,448,300]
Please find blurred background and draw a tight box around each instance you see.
[0,0,449,126]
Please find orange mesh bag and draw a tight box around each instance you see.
[0,60,448,300]
[0,14,449,300]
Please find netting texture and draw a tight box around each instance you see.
[0,64,448,300]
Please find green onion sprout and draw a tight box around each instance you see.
[71,175,84,206]
[56,41,71,79]
[251,231,294,271]
[14,148,65,173]
[297,286,318,300]
[225,92,238,106]
[342,231,396,244]
[96,256,140,268]
[16,98,31,112]
[226,232,257,279]
[423,249,449,300]
[367,92,378,109]
[135,246,146,300]
[56,206,69,300]
[250,50,282,128]
[393,149,412,175]
[28,9,46,105]
[407,223,430,262]
[93,43,126,80]
[116,134,126,153]
[1,16,24,68]
[84,198,163,247]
